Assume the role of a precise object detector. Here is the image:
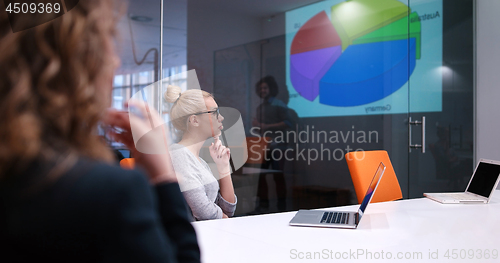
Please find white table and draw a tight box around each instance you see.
[193,190,500,262]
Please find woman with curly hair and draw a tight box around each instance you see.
[0,1,199,262]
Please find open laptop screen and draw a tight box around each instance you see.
[358,162,386,216]
[467,162,500,197]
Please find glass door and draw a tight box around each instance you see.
[407,0,474,198]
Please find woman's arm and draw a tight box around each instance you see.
[104,170,199,262]
[217,168,235,204]
[154,183,200,262]
[170,147,228,220]
[102,102,177,184]
[210,138,236,205]
[181,183,225,220]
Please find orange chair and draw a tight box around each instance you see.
[120,158,135,170]
[245,137,271,166]
[345,150,402,204]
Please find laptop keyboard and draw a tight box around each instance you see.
[448,193,485,201]
[321,212,349,224]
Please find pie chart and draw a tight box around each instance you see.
[290,0,421,107]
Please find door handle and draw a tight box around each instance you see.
[409,116,425,153]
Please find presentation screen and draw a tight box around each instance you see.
[286,0,443,117]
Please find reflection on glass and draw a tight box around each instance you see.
[102,0,474,216]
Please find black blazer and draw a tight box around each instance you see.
[0,158,200,263]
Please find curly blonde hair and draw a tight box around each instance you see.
[0,0,122,180]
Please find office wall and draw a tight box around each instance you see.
[476,0,500,189]
[187,2,263,93]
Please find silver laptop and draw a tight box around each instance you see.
[289,162,386,229]
[424,159,500,204]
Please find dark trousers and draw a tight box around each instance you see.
[256,172,287,211]
[256,143,288,211]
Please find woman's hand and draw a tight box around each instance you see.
[209,137,231,176]
[102,100,177,184]
[210,137,236,204]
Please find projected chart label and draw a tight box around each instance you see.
[354,12,422,59]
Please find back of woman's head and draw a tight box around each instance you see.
[0,0,120,178]
[164,85,212,134]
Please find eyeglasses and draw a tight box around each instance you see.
[193,108,220,119]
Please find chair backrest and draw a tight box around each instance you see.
[245,137,271,165]
[345,150,402,204]
[120,158,135,170]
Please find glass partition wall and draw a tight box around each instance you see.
[112,0,474,216]
[111,0,187,151]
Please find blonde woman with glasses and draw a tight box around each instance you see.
[165,85,237,220]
